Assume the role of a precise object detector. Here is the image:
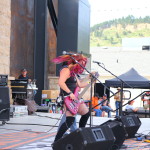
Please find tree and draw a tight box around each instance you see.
[116,32,120,38]
[97,43,100,47]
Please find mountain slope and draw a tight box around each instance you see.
[90,15,150,47]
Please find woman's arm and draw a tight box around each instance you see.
[58,68,76,100]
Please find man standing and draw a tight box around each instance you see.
[114,87,125,117]
[141,91,150,110]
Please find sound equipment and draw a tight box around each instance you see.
[11,79,28,99]
[123,109,150,118]
[0,75,8,86]
[116,115,141,138]
[0,87,10,124]
[36,105,49,113]
[100,120,127,150]
[53,126,115,150]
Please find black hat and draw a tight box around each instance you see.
[103,94,107,97]
[21,68,27,72]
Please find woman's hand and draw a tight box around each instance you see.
[88,71,96,79]
[69,93,77,100]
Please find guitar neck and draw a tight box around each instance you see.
[78,72,99,99]
[78,83,93,99]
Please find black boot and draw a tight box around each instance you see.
[79,112,90,128]
[54,116,75,142]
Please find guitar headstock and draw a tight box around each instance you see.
[89,72,99,82]
[94,72,99,78]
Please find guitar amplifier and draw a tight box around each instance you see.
[53,126,115,150]
[116,115,141,138]
[0,75,8,86]
[0,87,10,123]
[100,120,127,149]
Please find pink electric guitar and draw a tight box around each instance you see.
[64,72,99,115]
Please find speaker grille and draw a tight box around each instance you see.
[126,116,135,126]
[92,128,106,141]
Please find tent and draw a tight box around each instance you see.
[105,68,150,89]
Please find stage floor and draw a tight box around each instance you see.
[0,113,150,150]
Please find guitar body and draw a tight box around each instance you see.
[64,72,99,115]
[64,87,81,115]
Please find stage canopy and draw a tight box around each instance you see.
[105,68,150,89]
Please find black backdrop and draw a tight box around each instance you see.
[95,83,110,99]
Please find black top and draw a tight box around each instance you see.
[18,75,29,80]
[101,99,109,106]
[60,65,77,96]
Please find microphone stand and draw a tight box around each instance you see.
[95,62,133,116]
[69,55,114,127]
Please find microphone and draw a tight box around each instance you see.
[62,51,78,56]
[93,61,101,64]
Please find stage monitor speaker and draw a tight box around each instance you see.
[100,120,127,150]
[116,115,141,138]
[0,87,10,122]
[53,126,115,150]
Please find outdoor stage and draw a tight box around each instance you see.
[0,113,150,150]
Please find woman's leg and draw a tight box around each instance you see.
[54,106,75,142]
[57,114,66,131]
[70,117,77,132]
[78,103,90,127]
[58,114,77,133]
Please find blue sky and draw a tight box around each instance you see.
[89,0,150,26]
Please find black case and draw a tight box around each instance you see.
[0,86,10,123]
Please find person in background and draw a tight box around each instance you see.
[92,93,102,117]
[114,87,125,117]
[141,91,150,110]
[126,100,139,112]
[18,68,29,80]
[101,94,113,118]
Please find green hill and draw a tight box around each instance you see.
[90,15,150,47]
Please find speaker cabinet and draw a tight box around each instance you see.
[53,126,115,150]
[116,115,141,138]
[0,87,10,122]
[100,120,127,149]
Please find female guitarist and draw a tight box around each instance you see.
[52,53,91,142]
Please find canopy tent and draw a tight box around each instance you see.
[105,68,150,89]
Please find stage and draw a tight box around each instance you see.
[0,113,150,150]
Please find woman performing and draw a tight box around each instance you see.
[52,53,91,142]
